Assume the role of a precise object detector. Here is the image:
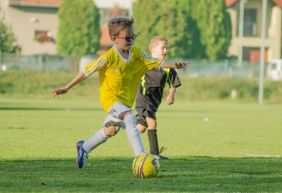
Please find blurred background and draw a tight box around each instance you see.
[0,0,282,103]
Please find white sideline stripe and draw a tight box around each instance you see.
[247,154,282,158]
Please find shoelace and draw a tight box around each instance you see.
[84,152,89,160]
[159,146,167,154]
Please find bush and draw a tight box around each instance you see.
[1,71,282,103]
[169,75,282,103]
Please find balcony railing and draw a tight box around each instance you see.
[9,0,61,8]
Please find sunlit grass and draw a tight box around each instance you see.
[0,97,282,192]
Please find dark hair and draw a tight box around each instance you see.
[108,16,134,40]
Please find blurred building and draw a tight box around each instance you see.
[226,0,282,62]
[95,0,131,55]
[0,0,61,55]
[0,0,131,55]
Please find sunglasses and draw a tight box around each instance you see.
[116,34,137,42]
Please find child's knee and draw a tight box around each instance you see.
[147,120,157,129]
[104,126,119,137]
[124,113,137,128]
[137,124,147,133]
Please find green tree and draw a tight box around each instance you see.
[0,19,18,53]
[57,0,100,58]
[178,0,206,59]
[134,0,231,60]
[192,0,231,61]
[134,0,206,59]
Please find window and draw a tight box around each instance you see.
[244,9,257,36]
[34,30,54,43]
[243,47,268,62]
[270,63,277,70]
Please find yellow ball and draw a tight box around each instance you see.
[132,152,160,178]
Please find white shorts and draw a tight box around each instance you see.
[103,102,131,129]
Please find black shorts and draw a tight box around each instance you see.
[136,108,156,127]
[135,87,161,127]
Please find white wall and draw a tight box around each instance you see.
[1,0,58,55]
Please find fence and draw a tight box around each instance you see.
[0,52,71,71]
[181,59,266,79]
[0,52,270,79]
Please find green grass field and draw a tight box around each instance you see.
[1,96,282,192]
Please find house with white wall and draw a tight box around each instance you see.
[225,0,282,62]
[0,0,132,55]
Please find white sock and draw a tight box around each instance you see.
[124,114,144,156]
[83,128,108,153]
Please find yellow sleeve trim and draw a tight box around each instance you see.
[83,56,107,76]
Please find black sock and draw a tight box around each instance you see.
[147,129,159,155]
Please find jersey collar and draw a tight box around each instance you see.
[113,45,131,63]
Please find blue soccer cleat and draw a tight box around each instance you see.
[76,140,87,168]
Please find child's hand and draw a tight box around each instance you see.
[53,86,69,98]
[175,61,189,69]
[166,94,174,105]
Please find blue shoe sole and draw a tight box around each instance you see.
[76,141,85,168]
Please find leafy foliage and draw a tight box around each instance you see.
[133,0,231,60]
[192,0,232,61]
[57,0,100,58]
[1,70,282,103]
[0,19,18,53]
[134,0,190,59]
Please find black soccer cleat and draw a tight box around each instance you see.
[156,154,169,160]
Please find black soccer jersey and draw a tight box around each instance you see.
[135,68,181,121]
[139,67,181,98]
[141,67,181,89]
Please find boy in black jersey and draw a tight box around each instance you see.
[135,36,181,160]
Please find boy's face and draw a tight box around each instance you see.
[114,26,136,51]
[150,41,168,59]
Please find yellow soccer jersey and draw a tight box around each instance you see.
[82,45,161,112]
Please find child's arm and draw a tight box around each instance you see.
[161,60,188,69]
[166,87,176,105]
[141,50,188,70]
[53,72,87,97]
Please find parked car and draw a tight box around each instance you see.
[0,54,71,71]
[267,60,282,81]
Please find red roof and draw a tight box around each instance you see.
[225,0,282,8]
[9,0,62,7]
[99,24,112,47]
[98,24,113,55]
[225,0,237,7]
[273,0,282,7]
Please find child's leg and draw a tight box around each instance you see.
[76,113,123,168]
[137,123,146,133]
[124,112,144,156]
[83,115,123,153]
[136,115,148,133]
[102,102,144,157]
[83,127,108,153]
[146,117,159,155]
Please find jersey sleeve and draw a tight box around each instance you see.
[167,69,181,88]
[141,51,163,70]
[80,54,108,77]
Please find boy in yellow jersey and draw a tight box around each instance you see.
[135,36,181,160]
[53,16,186,169]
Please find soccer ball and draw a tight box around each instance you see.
[132,152,160,178]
